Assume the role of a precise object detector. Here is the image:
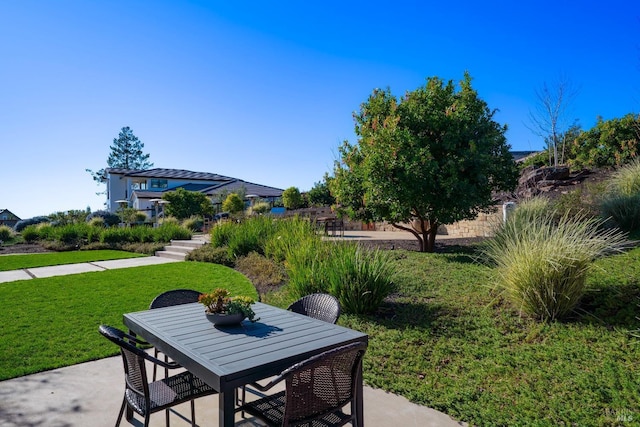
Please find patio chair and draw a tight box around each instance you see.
[236,341,367,427]
[238,293,341,409]
[99,324,216,427]
[149,289,202,380]
[287,293,341,324]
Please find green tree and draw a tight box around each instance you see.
[222,193,245,215]
[307,175,336,207]
[162,188,214,220]
[282,187,305,210]
[86,126,153,190]
[568,114,640,168]
[331,73,519,252]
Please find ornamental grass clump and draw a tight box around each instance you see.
[325,242,396,315]
[600,159,640,232]
[482,198,629,321]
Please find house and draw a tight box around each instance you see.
[0,209,21,228]
[105,168,283,219]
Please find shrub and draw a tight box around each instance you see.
[600,194,640,232]
[88,217,106,228]
[100,227,134,244]
[222,193,245,215]
[482,204,629,321]
[186,245,235,267]
[264,216,318,262]
[53,224,85,245]
[210,221,236,248]
[235,252,286,292]
[21,225,40,243]
[600,160,640,232]
[325,242,396,315]
[250,202,271,215]
[14,216,49,232]
[86,210,120,227]
[286,238,333,297]
[182,216,204,232]
[35,223,55,241]
[153,222,191,242]
[129,225,156,243]
[0,225,14,242]
[120,242,166,255]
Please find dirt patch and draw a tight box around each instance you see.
[0,243,52,255]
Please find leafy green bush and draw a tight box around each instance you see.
[0,225,14,241]
[482,201,629,321]
[129,225,155,243]
[325,242,396,314]
[54,223,86,244]
[186,245,235,267]
[36,223,55,241]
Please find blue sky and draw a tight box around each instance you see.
[1,1,639,219]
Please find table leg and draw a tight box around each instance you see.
[356,363,364,427]
[219,391,235,427]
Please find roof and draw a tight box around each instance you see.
[106,168,235,182]
[0,209,21,220]
[203,180,283,198]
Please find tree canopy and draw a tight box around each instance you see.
[282,187,305,210]
[162,188,213,220]
[331,73,519,252]
[86,126,153,188]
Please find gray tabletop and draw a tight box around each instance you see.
[123,301,368,426]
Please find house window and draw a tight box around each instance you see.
[132,180,148,190]
[150,179,168,189]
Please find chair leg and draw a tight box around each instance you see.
[152,348,159,381]
[165,408,170,426]
[115,398,127,427]
[190,400,196,427]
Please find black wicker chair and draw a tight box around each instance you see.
[149,289,202,380]
[287,293,341,324]
[238,293,341,410]
[237,341,367,427]
[99,325,216,427]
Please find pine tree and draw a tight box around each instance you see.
[86,126,153,187]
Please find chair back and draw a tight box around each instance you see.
[287,293,341,324]
[149,289,201,309]
[283,341,366,425]
[99,325,150,404]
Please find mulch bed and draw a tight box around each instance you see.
[0,243,52,255]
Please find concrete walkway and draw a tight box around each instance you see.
[0,233,467,426]
[0,355,466,427]
[0,255,180,283]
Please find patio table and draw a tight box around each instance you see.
[123,301,368,426]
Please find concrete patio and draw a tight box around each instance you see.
[0,355,466,427]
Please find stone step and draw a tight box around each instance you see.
[170,239,207,249]
[155,250,191,261]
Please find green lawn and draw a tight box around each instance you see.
[3,246,640,426]
[0,250,146,271]
[0,261,256,380]
[326,248,640,427]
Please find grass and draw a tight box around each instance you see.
[0,261,257,380]
[4,245,640,425]
[315,249,640,426]
[0,250,147,271]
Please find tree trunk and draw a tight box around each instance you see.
[392,218,438,253]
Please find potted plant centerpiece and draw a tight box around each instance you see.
[198,288,258,326]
